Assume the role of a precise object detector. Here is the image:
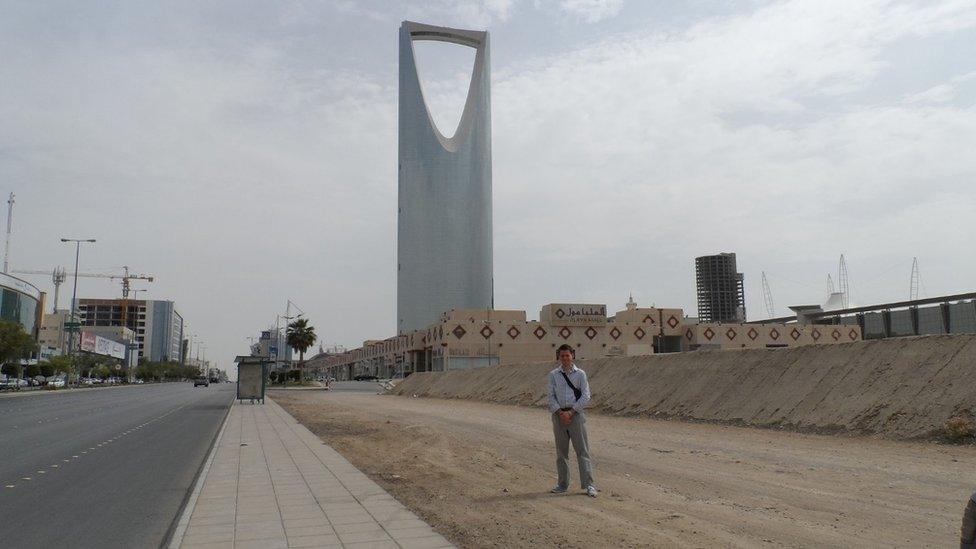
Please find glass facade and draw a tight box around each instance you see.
[0,277,40,336]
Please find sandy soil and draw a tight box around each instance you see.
[392,335,976,440]
[272,390,975,549]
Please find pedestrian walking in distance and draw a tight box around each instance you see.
[548,344,597,497]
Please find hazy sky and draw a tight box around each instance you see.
[2,0,974,372]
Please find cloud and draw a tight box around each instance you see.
[557,0,625,23]
[485,0,976,315]
[1,0,973,361]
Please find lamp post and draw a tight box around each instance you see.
[61,238,96,383]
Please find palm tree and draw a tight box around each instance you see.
[286,318,317,381]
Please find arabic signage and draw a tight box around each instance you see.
[80,332,126,359]
[0,272,42,300]
[543,304,607,326]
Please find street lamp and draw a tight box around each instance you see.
[61,238,95,383]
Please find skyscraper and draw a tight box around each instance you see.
[695,253,746,323]
[397,21,493,333]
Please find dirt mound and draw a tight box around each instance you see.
[392,334,976,439]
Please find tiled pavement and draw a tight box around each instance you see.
[170,398,454,549]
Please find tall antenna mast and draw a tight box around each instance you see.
[51,267,67,312]
[761,271,775,318]
[838,254,850,309]
[909,257,920,300]
[3,192,14,273]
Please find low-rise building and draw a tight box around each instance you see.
[309,297,861,380]
[0,272,42,338]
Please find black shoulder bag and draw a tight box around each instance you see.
[560,371,582,401]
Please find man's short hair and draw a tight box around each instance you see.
[556,344,575,357]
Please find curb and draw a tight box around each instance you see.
[165,399,234,548]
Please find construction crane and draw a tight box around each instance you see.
[12,266,154,318]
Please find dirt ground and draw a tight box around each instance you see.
[272,390,975,548]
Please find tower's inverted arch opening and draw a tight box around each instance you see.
[411,40,477,139]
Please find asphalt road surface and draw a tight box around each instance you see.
[0,382,235,549]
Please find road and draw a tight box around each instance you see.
[273,390,976,549]
[0,382,235,549]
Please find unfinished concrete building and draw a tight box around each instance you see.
[696,253,746,323]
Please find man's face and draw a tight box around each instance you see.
[558,350,574,367]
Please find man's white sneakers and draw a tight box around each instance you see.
[586,485,598,497]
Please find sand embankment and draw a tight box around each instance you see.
[392,334,976,439]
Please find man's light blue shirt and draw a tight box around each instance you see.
[548,364,591,413]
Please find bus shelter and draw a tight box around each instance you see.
[234,355,270,404]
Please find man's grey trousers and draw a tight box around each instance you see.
[552,411,594,489]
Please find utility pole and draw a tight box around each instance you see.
[3,192,14,273]
[61,238,96,382]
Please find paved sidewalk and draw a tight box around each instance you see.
[171,398,454,549]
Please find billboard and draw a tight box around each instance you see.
[80,332,126,359]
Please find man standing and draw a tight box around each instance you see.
[548,344,597,497]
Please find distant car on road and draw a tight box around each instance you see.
[1,378,27,389]
[353,375,378,381]
[48,378,66,388]
[134,379,145,384]
[193,377,210,387]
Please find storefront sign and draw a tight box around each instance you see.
[543,304,607,326]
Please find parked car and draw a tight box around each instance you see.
[48,378,65,388]
[134,379,145,384]
[193,377,210,387]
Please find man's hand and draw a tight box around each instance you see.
[559,410,573,426]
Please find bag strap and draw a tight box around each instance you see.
[560,371,582,401]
